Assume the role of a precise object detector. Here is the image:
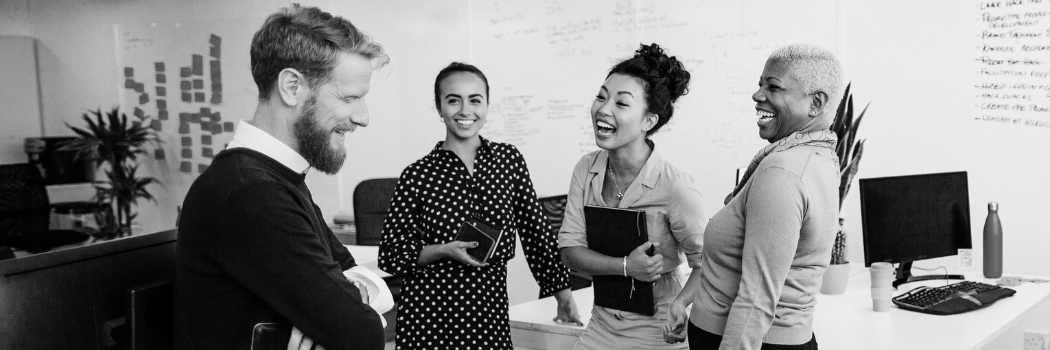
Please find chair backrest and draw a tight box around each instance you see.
[0,163,52,245]
[352,178,399,246]
[537,195,568,236]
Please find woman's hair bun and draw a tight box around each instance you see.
[634,43,690,102]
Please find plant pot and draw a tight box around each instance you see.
[820,263,851,295]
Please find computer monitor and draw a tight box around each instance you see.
[24,136,95,185]
[859,171,972,288]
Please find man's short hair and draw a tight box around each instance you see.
[250,4,389,100]
[768,44,844,117]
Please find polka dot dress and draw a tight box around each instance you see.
[379,137,571,350]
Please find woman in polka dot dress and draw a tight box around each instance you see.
[379,62,581,350]
[559,44,706,349]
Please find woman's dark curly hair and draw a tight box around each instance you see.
[607,43,690,136]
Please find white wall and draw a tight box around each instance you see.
[2,0,1048,346]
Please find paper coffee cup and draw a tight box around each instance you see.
[873,298,892,312]
[871,287,893,312]
[869,262,894,289]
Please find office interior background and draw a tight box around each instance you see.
[1,0,1048,348]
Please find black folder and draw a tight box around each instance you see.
[584,205,655,316]
[453,219,505,264]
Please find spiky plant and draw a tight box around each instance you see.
[60,107,160,237]
[828,83,870,265]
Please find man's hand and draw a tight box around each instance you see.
[552,288,583,326]
[288,326,326,350]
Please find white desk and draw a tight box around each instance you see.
[343,245,390,278]
[508,266,1050,350]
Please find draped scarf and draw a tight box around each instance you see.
[724,129,838,205]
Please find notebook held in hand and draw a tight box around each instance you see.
[453,219,505,264]
[584,205,655,316]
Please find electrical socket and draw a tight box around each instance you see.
[1025,331,1049,350]
[958,249,973,269]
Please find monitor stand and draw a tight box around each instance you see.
[892,261,965,289]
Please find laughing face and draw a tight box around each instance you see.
[591,73,654,150]
[294,52,373,174]
[752,59,815,143]
[438,72,488,141]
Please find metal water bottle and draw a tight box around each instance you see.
[983,202,1002,279]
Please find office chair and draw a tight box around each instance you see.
[0,163,89,253]
[352,178,399,247]
[537,194,592,291]
[351,177,402,342]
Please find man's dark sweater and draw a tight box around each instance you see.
[175,148,384,350]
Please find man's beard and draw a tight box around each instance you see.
[293,94,346,175]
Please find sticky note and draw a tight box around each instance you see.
[156,74,166,84]
[181,92,191,102]
[156,99,166,109]
[154,62,165,71]
[223,122,234,132]
[124,79,135,88]
[193,79,203,89]
[210,61,221,75]
[180,162,192,173]
[179,123,189,134]
[192,55,203,75]
[181,148,192,158]
[179,113,189,123]
[138,93,149,104]
[180,80,191,90]
[202,147,213,158]
[199,122,209,131]
[154,149,165,160]
[210,123,223,134]
[198,164,208,173]
[133,107,144,118]
[210,94,222,104]
[180,67,191,77]
[201,135,212,145]
[124,67,134,77]
[190,113,200,123]
[156,86,166,97]
[195,92,205,102]
[135,83,145,93]
[209,34,221,46]
[210,46,221,58]
[181,137,192,146]
[199,108,211,117]
[158,110,168,120]
[150,119,162,131]
[211,82,222,92]
[211,111,221,121]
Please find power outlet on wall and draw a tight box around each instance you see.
[1025,331,1049,350]
[958,249,973,269]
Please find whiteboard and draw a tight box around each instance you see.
[469,0,840,216]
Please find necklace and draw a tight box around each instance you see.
[607,164,626,199]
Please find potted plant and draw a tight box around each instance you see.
[61,107,160,239]
[820,83,869,295]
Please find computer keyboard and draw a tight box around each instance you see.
[892,281,1016,315]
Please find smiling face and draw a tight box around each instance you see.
[438,72,489,141]
[294,52,373,174]
[752,59,816,143]
[591,73,654,150]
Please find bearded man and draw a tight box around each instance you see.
[175,4,389,350]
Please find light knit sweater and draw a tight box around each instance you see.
[689,145,838,349]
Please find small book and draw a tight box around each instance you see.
[584,205,655,316]
[453,219,505,264]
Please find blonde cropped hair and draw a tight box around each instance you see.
[768,44,844,119]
